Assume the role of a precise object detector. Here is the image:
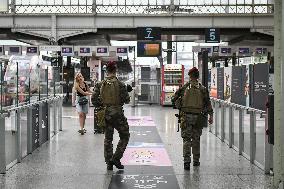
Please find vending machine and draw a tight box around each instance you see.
[161,64,184,106]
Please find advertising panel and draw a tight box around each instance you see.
[41,102,48,144]
[231,66,245,105]
[32,105,40,151]
[210,68,217,98]
[217,67,224,100]
[224,67,232,102]
[137,42,161,57]
[253,63,269,111]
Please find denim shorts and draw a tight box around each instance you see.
[76,96,89,114]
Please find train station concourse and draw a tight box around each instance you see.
[1,0,284,189]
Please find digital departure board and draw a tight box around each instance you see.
[8,46,22,55]
[78,47,92,56]
[137,42,161,57]
[96,46,109,56]
[238,47,251,56]
[255,47,268,56]
[26,46,39,55]
[116,47,128,56]
[61,46,74,56]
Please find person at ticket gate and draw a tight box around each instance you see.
[91,61,130,170]
[172,67,214,170]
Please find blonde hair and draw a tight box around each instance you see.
[74,72,83,90]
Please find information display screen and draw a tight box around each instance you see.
[239,47,250,55]
[61,46,74,56]
[221,47,231,54]
[97,47,108,53]
[80,47,91,53]
[117,47,127,54]
[255,48,267,55]
[137,42,161,57]
[9,46,22,55]
[26,46,38,55]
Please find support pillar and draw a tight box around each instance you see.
[274,0,284,187]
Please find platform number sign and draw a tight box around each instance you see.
[137,27,161,41]
[205,28,220,43]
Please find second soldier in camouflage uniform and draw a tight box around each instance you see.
[172,67,213,170]
[91,62,130,170]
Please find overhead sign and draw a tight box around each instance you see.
[8,46,22,55]
[96,46,109,57]
[78,47,92,56]
[200,47,212,56]
[137,27,161,41]
[61,46,74,56]
[205,28,220,43]
[39,46,60,52]
[237,47,251,57]
[116,47,128,56]
[219,47,232,56]
[26,46,39,56]
[0,0,8,12]
[0,45,3,55]
[254,47,268,56]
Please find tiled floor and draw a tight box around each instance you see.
[0,105,273,189]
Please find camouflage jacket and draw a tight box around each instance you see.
[91,76,130,108]
[172,81,213,115]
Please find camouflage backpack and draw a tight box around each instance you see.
[100,77,120,106]
[181,82,205,114]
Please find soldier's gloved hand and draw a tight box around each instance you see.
[126,84,133,92]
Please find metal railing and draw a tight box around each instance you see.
[2,0,273,15]
[210,98,273,174]
[0,96,63,174]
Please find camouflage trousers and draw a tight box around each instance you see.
[181,113,202,163]
[104,106,130,164]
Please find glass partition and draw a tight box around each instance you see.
[39,69,48,100]
[5,112,17,166]
[255,113,265,166]
[233,108,240,149]
[224,106,230,144]
[20,109,28,158]
[243,112,251,157]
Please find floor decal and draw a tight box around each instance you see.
[109,174,180,189]
[109,116,180,189]
[129,127,162,143]
[121,148,172,166]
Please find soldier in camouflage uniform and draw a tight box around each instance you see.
[172,67,213,170]
[91,62,130,170]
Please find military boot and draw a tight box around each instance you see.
[112,160,124,169]
[107,162,113,170]
[184,162,190,170]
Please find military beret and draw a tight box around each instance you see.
[188,67,199,75]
